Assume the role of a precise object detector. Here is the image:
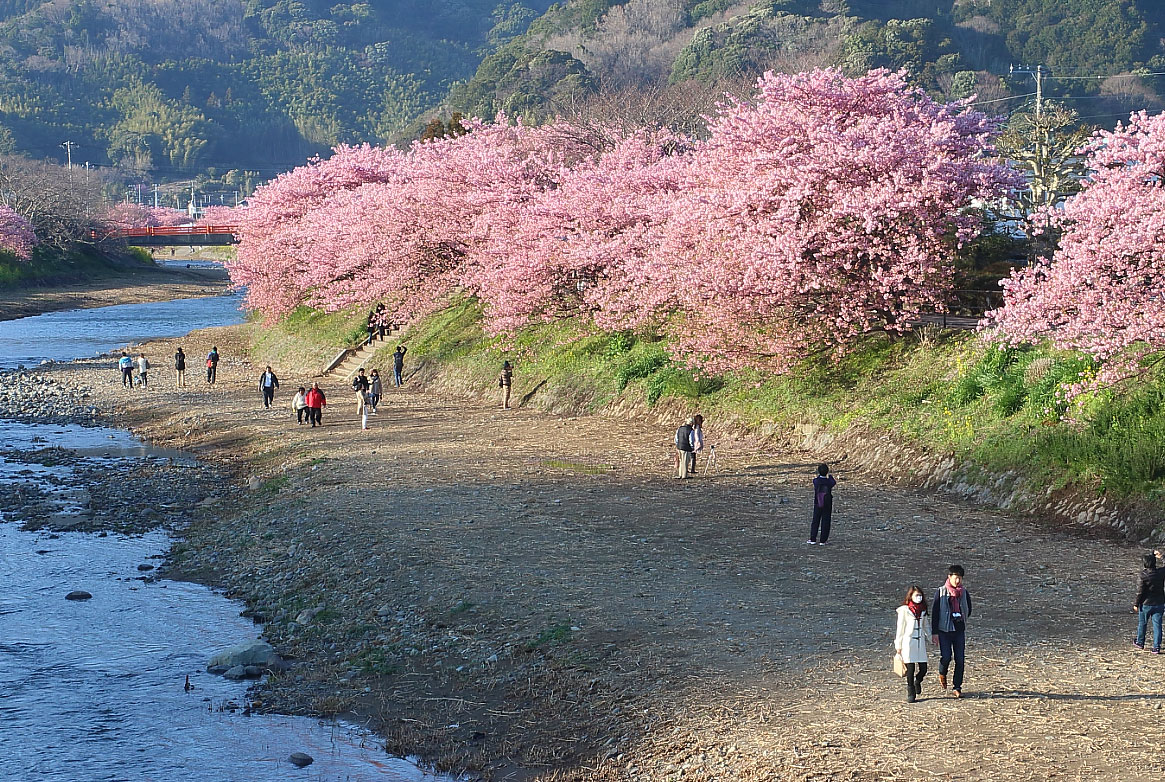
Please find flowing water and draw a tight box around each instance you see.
[0,293,246,370]
[0,299,453,781]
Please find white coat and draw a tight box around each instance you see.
[894,604,931,664]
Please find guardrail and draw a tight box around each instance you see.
[90,225,238,239]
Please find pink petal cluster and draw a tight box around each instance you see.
[232,69,1014,373]
[104,203,191,229]
[0,205,36,260]
[198,205,237,225]
[988,110,1165,384]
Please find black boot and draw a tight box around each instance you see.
[914,674,924,697]
[905,677,916,703]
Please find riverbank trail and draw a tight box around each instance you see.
[50,323,1162,781]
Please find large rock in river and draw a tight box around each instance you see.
[207,641,280,674]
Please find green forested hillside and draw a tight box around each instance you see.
[0,0,1161,185]
[449,0,1165,128]
[0,0,551,180]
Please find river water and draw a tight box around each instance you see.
[0,299,451,781]
[0,293,246,370]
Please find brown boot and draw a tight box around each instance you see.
[938,674,947,690]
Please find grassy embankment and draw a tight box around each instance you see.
[254,297,1165,524]
[0,244,156,287]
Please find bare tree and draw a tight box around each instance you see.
[0,155,108,248]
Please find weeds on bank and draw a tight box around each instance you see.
[525,622,574,651]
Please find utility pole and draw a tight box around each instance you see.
[1010,64,1046,119]
[60,140,76,169]
[153,183,159,208]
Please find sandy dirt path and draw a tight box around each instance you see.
[49,324,1164,781]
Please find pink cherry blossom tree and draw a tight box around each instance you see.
[104,203,190,229]
[0,205,36,260]
[987,110,1165,386]
[633,68,1016,373]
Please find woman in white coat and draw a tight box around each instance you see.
[894,585,931,703]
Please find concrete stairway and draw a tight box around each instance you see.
[322,327,399,382]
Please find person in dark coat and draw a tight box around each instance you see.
[1134,553,1165,652]
[807,463,836,545]
[931,564,972,698]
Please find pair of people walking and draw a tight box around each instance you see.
[1133,552,1165,652]
[893,565,972,702]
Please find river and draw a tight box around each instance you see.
[0,297,452,780]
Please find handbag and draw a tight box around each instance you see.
[892,653,906,677]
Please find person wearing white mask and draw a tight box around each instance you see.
[894,584,931,703]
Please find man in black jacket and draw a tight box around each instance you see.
[1134,553,1165,652]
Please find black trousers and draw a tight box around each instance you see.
[121,367,133,386]
[810,498,833,542]
[207,365,217,383]
[309,407,322,426]
[262,387,275,407]
[296,407,306,423]
[905,662,928,701]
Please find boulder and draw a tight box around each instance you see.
[223,665,248,680]
[65,590,93,601]
[288,752,314,768]
[207,640,280,673]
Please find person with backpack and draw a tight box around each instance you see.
[931,564,972,698]
[807,463,836,545]
[674,418,695,479]
[136,353,150,389]
[174,346,186,388]
[258,365,279,409]
[206,346,219,385]
[894,585,931,703]
[392,345,407,386]
[118,352,134,388]
[1134,553,1165,653]
[304,382,326,427]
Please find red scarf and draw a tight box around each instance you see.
[945,578,964,613]
[907,599,925,619]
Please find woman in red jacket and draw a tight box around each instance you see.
[304,382,326,427]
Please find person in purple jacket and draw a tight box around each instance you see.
[807,463,837,545]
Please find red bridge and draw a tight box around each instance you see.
[92,225,239,246]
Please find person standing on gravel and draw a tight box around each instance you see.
[352,368,370,414]
[674,418,695,479]
[304,382,326,427]
[499,360,513,409]
[894,585,931,703]
[206,346,219,385]
[136,353,150,389]
[118,352,134,388]
[368,369,382,414]
[807,463,836,545]
[931,564,972,698]
[1133,553,1165,653]
[392,345,407,387]
[258,366,279,409]
[688,414,705,475]
[292,386,307,424]
[174,347,186,388]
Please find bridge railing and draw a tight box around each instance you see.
[90,225,238,239]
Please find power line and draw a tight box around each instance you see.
[967,92,1036,106]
